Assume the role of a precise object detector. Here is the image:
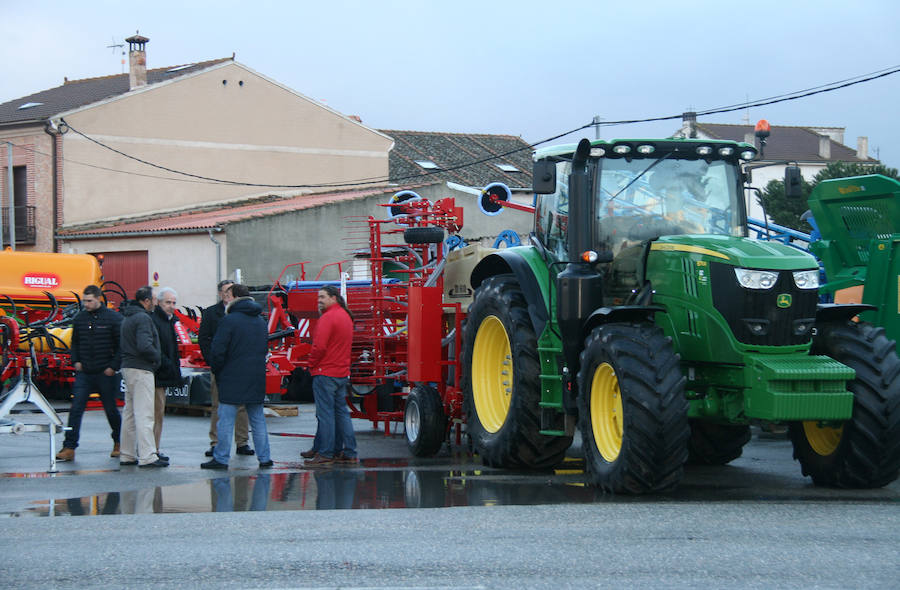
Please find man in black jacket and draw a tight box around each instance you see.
[202,284,272,470]
[119,286,167,468]
[199,280,253,457]
[56,285,123,462]
[151,287,182,458]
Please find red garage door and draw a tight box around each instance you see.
[92,250,148,304]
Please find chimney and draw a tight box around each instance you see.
[743,132,755,146]
[681,111,697,138]
[125,32,149,90]
[818,135,831,160]
[857,136,869,160]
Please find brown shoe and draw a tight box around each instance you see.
[110,443,121,458]
[334,453,359,465]
[300,448,317,459]
[55,448,75,462]
[303,453,333,468]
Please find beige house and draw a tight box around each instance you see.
[2,35,536,307]
[0,34,392,259]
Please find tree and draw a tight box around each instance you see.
[756,161,900,230]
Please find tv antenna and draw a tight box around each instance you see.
[107,37,125,73]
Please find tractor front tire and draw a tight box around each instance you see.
[577,322,689,493]
[790,321,900,488]
[405,384,447,457]
[687,421,751,465]
[463,275,572,469]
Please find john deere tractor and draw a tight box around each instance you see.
[463,137,900,493]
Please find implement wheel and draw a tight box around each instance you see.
[463,275,572,469]
[790,321,900,488]
[577,322,689,493]
[405,385,447,457]
[687,421,751,465]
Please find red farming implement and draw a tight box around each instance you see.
[259,195,471,453]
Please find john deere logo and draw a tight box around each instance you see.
[776,294,792,308]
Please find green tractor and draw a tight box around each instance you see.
[462,137,900,493]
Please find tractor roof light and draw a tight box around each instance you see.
[696,146,713,156]
[590,148,606,157]
[581,250,599,263]
[612,145,632,155]
[735,268,778,290]
[718,147,734,157]
[636,144,655,154]
[740,149,757,161]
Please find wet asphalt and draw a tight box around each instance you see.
[1,402,898,588]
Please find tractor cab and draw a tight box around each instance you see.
[533,139,755,304]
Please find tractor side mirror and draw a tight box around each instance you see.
[532,160,557,194]
[784,166,803,198]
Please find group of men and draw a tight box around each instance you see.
[55,279,357,470]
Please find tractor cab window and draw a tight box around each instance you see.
[534,161,571,260]
[594,157,742,255]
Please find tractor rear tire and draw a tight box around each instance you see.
[405,384,447,457]
[687,421,751,465]
[790,321,900,488]
[577,322,689,493]
[462,275,572,469]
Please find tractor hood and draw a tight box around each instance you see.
[649,234,818,270]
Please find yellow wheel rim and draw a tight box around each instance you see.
[802,421,843,456]
[472,315,513,433]
[590,363,624,462]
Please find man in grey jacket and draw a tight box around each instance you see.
[119,286,167,468]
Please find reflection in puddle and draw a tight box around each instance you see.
[8,469,608,516]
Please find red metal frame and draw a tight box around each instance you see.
[256,196,468,433]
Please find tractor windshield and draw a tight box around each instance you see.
[595,157,743,254]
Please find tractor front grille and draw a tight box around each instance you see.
[710,262,818,346]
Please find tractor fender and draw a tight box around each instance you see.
[816,303,877,324]
[582,306,664,340]
[471,250,549,336]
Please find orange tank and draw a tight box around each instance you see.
[0,248,102,310]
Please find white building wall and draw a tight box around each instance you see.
[60,233,225,308]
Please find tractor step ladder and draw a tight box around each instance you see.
[0,358,69,473]
[538,338,567,435]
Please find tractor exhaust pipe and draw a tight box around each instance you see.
[556,139,604,379]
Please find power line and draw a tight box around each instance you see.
[58,64,900,189]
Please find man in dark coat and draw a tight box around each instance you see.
[151,286,182,458]
[199,280,253,457]
[56,284,123,462]
[119,286,167,468]
[201,284,272,470]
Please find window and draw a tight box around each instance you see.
[495,163,521,173]
[17,102,43,110]
[414,160,439,170]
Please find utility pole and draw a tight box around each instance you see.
[592,115,603,140]
[6,142,14,250]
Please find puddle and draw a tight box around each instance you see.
[5,468,613,516]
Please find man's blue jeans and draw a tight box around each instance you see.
[313,375,357,459]
[63,371,121,449]
[213,402,271,465]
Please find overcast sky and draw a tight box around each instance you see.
[3,0,900,169]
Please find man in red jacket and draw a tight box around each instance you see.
[304,285,358,467]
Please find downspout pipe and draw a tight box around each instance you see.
[44,120,59,252]
[208,229,222,284]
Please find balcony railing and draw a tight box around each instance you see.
[1,205,36,245]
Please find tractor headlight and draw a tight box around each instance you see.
[792,270,820,290]
[735,268,778,290]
